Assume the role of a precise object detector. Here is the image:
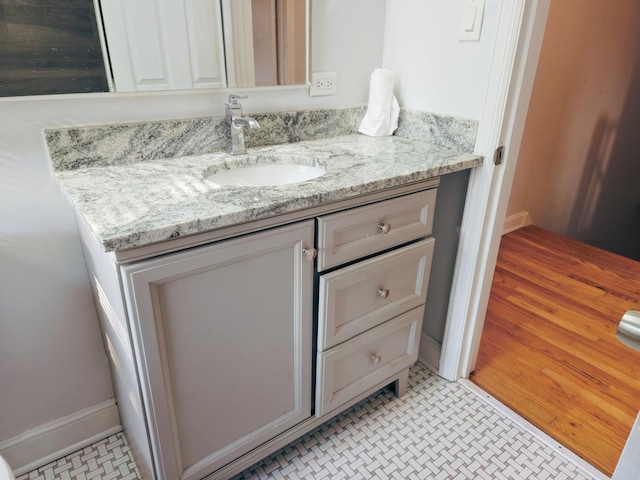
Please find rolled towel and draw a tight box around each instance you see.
[358,68,400,137]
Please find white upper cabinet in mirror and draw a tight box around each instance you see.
[100,0,309,93]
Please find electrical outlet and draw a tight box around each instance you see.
[310,72,337,96]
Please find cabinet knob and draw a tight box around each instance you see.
[378,223,391,235]
[377,288,390,299]
[370,353,382,366]
[303,247,317,261]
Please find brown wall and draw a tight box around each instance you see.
[508,0,640,259]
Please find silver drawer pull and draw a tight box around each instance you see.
[370,353,382,366]
[378,223,391,235]
[377,288,390,299]
[303,247,317,261]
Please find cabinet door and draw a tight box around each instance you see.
[100,0,226,92]
[121,221,314,480]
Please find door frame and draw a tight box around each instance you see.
[439,0,551,380]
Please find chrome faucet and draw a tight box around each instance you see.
[226,94,260,155]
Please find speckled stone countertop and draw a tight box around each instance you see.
[47,107,482,252]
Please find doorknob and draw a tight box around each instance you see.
[617,310,640,351]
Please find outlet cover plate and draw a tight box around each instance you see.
[310,72,337,96]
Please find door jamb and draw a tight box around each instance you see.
[439,0,551,380]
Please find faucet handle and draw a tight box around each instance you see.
[228,94,248,105]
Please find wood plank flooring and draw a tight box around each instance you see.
[470,225,640,476]
[0,0,108,96]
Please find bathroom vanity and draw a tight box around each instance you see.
[46,107,481,480]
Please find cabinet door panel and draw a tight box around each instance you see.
[101,0,169,91]
[121,221,313,480]
[101,0,226,92]
[184,0,227,87]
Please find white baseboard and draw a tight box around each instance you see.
[418,333,441,373]
[0,399,121,476]
[502,211,533,235]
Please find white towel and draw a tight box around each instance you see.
[358,68,400,137]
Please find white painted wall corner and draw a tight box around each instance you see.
[614,410,640,479]
[0,400,120,476]
[502,211,533,235]
[418,333,442,373]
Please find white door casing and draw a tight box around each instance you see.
[439,0,551,380]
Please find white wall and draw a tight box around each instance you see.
[0,0,386,447]
[382,0,502,121]
[508,0,640,259]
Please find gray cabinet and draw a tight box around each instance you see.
[82,184,438,480]
[120,221,314,480]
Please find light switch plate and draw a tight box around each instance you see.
[459,0,485,42]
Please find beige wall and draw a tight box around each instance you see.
[508,0,640,259]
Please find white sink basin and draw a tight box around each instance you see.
[205,162,326,187]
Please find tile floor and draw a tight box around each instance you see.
[15,433,139,480]
[16,365,603,480]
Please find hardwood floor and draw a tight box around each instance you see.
[471,225,640,476]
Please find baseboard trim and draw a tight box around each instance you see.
[502,211,533,235]
[0,399,121,476]
[418,333,441,373]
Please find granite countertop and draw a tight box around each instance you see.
[46,107,483,253]
[54,134,481,252]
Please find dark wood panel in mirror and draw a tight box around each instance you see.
[0,0,108,97]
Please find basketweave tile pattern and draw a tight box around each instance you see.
[15,433,139,480]
[232,365,596,480]
[16,365,597,480]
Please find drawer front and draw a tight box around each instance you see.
[315,306,423,417]
[316,189,437,271]
[318,238,435,350]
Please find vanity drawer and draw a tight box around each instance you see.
[315,306,423,417]
[316,189,437,271]
[318,238,434,350]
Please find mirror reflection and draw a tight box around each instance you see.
[0,0,309,97]
[0,0,108,97]
[222,0,309,88]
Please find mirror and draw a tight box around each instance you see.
[222,0,309,88]
[0,0,309,97]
